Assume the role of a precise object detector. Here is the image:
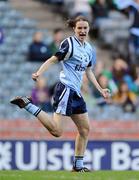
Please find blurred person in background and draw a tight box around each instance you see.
[112,80,137,112]
[90,0,122,42]
[31,76,53,113]
[28,31,51,62]
[111,58,129,84]
[111,58,139,93]
[64,0,92,21]
[0,27,4,44]
[123,63,139,94]
[91,0,109,20]
[115,0,139,64]
[128,0,139,64]
[72,0,92,21]
[10,16,110,172]
[90,0,109,38]
[49,28,64,54]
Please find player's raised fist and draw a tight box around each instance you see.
[102,88,111,99]
[32,72,40,81]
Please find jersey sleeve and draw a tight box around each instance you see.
[87,46,96,68]
[54,38,72,61]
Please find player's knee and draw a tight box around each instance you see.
[79,126,90,138]
[51,129,63,137]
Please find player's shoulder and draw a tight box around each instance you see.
[60,36,73,47]
[85,41,96,53]
[60,38,68,45]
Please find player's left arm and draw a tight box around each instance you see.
[85,67,111,99]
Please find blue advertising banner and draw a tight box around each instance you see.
[0,140,139,170]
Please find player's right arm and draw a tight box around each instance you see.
[32,55,58,81]
[32,38,70,81]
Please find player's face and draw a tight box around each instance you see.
[73,20,89,43]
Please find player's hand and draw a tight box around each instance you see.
[101,88,111,100]
[32,72,40,81]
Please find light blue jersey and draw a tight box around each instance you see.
[55,36,96,94]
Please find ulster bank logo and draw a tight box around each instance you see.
[75,64,86,71]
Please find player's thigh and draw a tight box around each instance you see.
[53,112,68,131]
[71,113,90,133]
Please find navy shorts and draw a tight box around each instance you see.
[53,82,87,116]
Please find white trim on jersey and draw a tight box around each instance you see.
[63,37,72,60]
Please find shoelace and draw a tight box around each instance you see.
[79,167,90,172]
[22,97,30,104]
[74,167,90,172]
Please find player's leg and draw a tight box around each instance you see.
[71,113,89,155]
[10,96,65,137]
[71,113,90,172]
[37,81,71,136]
[37,111,65,137]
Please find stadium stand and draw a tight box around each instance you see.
[0,1,42,119]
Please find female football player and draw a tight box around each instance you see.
[11,16,110,172]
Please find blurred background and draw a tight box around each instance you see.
[0,0,139,171]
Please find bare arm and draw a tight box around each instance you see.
[86,67,111,99]
[32,56,58,81]
[86,67,103,93]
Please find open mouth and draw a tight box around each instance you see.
[79,33,86,37]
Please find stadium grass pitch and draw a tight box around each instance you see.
[0,171,139,180]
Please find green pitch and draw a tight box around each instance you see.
[0,171,139,180]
